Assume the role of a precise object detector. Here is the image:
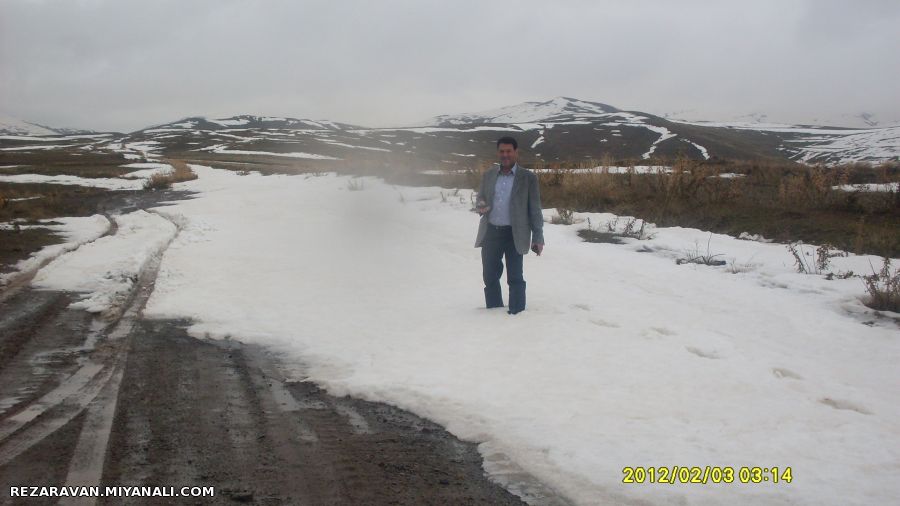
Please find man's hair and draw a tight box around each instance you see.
[496,136,518,150]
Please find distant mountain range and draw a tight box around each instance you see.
[659,110,899,129]
[140,115,360,132]
[0,113,99,136]
[2,98,898,165]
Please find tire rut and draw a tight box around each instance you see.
[0,189,191,505]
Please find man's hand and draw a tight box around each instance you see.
[476,201,491,215]
[531,242,544,256]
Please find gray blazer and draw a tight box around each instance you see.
[474,163,545,255]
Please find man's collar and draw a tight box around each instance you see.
[498,163,518,175]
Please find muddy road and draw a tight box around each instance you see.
[0,188,538,505]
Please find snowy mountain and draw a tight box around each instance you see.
[3,99,896,165]
[665,110,900,130]
[104,98,896,166]
[666,118,900,164]
[0,113,102,136]
[0,114,59,136]
[416,98,899,165]
[423,96,620,126]
[141,115,361,132]
[828,112,900,129]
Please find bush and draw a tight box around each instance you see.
[551,208,575,225]
[347,178,365,191]
[863,258,900,312]
[143,159,198,190]
[787,241,847,275]
[143,172,172,190]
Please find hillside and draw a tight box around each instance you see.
[0,114,99,137]
[3,98,898,166]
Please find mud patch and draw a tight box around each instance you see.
[101,319,528,505]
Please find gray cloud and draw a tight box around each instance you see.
[2,0,898,132]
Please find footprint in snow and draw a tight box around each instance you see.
[772,367,803,380]
[819,397,871,415]
[685,346,721,359]
[639,326,677,339]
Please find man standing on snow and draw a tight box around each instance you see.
[474,136,545,314]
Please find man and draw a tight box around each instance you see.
[474,136,545,314]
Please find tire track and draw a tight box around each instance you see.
[59,212,182,503]
[0,209,182,495]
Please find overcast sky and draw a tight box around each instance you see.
[2,0,898,132]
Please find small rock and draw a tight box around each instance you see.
[224,489,254,503]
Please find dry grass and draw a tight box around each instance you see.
[144,159,198,190]
[0,182,119,270]
[676,234,727,266]
[0,183,112,222]
[0,149,132,178]
[524,158,899,256]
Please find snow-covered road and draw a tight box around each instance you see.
[28,165,900,505]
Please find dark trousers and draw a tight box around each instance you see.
[481,224,526,313]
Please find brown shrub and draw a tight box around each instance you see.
[144,159,198,190]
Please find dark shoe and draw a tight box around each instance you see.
[507,309,523,315]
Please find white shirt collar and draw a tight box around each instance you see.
[498,163,518,175]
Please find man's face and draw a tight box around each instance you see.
[497,143,518,169]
